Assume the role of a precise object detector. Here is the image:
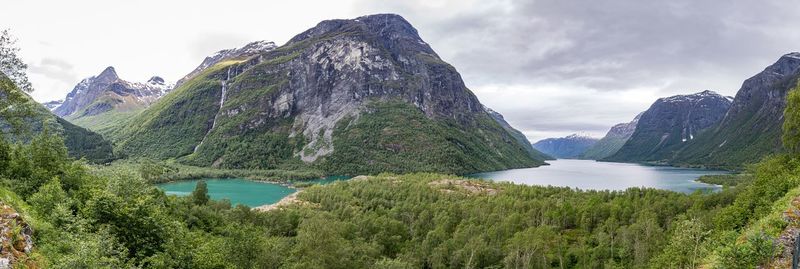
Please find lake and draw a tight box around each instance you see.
[157,176,351,207]
[469,159,729,193]
[158,161,727,206]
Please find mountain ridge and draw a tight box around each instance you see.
[605,90,732,163]
[532,134,599,159]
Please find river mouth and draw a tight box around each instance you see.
[468,159,729,193]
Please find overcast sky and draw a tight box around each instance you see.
[2,0,799,141]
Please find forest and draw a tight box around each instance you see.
[1,119,799,268]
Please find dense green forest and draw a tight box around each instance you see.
[1,123,799,267]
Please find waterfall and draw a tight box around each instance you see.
[194,67,232,153]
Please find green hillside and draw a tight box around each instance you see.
[0,74,115,163]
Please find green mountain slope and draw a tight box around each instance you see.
[0,74,115,163]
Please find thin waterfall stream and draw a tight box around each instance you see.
[194,67,232,153]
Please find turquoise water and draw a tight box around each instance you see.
[157,176,351,207]
[158,179,295,207]
[469,159,729,193]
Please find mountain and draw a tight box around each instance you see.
[0,73,115,163]
[605,90,732,162]
[42,99,63,111]
[671,53,800,168]
[532,134,599,159]
[53,67,173,133]
[111,14,547,175]
[581,113,641,160]
[485,107,553,160]
[175,40,277,88]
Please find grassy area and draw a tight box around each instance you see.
[93,159,325,184]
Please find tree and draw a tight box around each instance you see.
[783,86,800,154]
[192,180,210,206]
[0,29,32,93]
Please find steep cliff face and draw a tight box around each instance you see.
[532,134,598,159]
[672,53,800,167]
[581,114,641,160]
[0,74,115,163]
[606,91,732,162]
[114,14,546,174]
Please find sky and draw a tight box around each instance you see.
[2,0,799,142]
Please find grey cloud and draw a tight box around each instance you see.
[28,57,78,85]
[188,32,252,60]
[351,0,800,140]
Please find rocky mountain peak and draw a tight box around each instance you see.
[175,40,278,87]
[288,13,437,58]
[606,90,732,162]
[96,66,119,82]
[147,76,165,85]
[54,67,173,118]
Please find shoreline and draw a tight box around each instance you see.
[253,190,304,211]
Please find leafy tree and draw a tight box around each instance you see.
[783,86,800,154]
[191,180,209,206]
[0,29,32,92]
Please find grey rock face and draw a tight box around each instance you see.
[208,14,485,162]
[54,66,173,118]
[606,113,641,140]
[607,90,732,162]
[41,99,63,111]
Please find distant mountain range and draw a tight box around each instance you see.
[532,134,598,159]
[581,113,640,160]
[590,53,800,168]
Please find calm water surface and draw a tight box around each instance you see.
[469,159,729,193]
[159,161,725,206]
[157,176,350,207]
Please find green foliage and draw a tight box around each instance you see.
[318,101,545,175]
[0,29,32,92]
[191,180,209,205]
[783,84,800,155]
[102,158,324,183]
[715,232,777,268]
[696,173,752,187]
[0,73,115,163]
